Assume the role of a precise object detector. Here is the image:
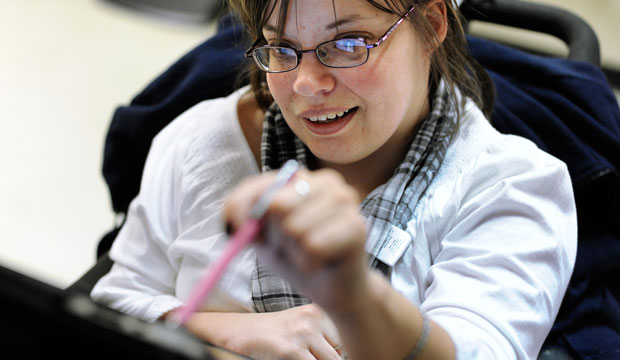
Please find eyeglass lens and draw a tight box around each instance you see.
[253,38,368,72]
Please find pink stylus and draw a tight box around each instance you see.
[168,160,300,327]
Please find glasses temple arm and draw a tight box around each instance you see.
[368,5,416,49]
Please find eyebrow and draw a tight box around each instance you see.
[262,14,369,33]
[325,14,367,30]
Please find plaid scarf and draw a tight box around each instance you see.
[251,80,457,312]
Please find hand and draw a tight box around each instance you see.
[223,169,456,360]
[183,304,344,360]
[223,169,370,313]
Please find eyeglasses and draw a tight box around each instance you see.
[245,5,416,73]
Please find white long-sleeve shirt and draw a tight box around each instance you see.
[91,86,577,359]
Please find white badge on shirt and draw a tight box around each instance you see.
[376,225,413,266]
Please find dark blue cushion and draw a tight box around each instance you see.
[469,36,620,359]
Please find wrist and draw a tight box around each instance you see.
[329,269,388,320]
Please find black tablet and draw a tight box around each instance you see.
[0,263,248,359]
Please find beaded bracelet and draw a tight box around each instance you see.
[405,311,431,360]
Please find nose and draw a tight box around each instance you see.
[292,53,336,97]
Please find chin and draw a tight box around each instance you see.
[310,147,368,166]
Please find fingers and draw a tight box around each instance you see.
[282,332,341,360]
[223,167,368,309]
[222,172,276,231]
[309,340,342,360]
[267,169,366,268]
[297,304,343,360]
[319,308,342,350]
[224,168,365,264]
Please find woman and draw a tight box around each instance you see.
[92,0,577,359]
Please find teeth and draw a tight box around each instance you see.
[308,108,351,122]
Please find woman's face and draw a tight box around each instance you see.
[264,0,432,166]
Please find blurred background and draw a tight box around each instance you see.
[0,0,618,289]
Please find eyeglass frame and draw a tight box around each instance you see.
[244,5,417,73]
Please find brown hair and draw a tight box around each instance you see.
[228,0,495,120]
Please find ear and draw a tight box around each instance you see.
[424,0,448,46]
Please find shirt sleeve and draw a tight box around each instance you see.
[420,137,578,359]
[90,109,191,323]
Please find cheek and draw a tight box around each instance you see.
[352,57,417,121]
[347,65,391,110]
[266,73,296,108]
[266,74,300,128]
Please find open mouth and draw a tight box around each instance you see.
[306,107,356,123]
[302,107,358,136]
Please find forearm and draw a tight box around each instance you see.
[162,309,254,351]
[329,271,455,360]
[165,304,343,360]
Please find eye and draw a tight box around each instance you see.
[272,47,295,56]
[317,47,329,60]
[333,38,366,53]
[336,33,370,43]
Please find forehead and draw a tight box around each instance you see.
[263,0,390,33]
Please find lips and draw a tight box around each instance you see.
[301,107,358,136]
[306,108,353,123]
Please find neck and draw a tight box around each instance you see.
[237,90,265,166]
[316,132,413,200]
